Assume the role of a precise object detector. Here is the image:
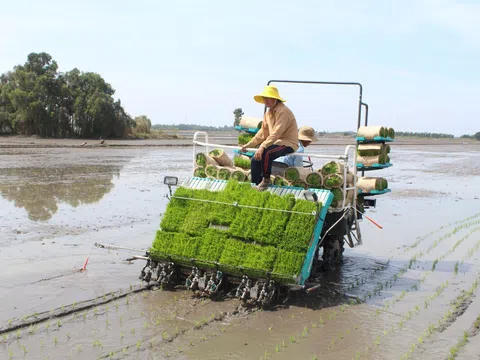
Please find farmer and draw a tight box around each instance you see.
[275,125,318,167]
[241,85,299,191]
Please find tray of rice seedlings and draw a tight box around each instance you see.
[159,187,194,232]
[356,125,395,142]
[305,171,323,188]
[241,243,277,277]
[233,154,251,170]
[208,181,249,226]
[196,153,218,168]
[179,189,217,237]
[238,133,255,145]
[148,179,333,290]
[192,228,229,270]
[278,199,320,253]
[272,250,306,283]
[356,177,390,195]
[209,148,234,167]
[254,193,296,246]
[229,186,272,241]
[150,231,199,266]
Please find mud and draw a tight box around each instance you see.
[1,140,480,360]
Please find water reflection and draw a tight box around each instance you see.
[0,165,122,221]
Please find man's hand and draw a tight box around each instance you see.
[240,145,247,153]
[253,146,264,160]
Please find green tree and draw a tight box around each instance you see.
[0,52,136,138]
[474,132,480,141]
[134,115,152,134]
[233,108,244,127]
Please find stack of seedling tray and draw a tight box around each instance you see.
[355,125,394,196]
[233,116,262,158]
[149,179,334,285]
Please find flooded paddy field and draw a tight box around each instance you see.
[1,142,480,360]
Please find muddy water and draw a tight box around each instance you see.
[1,143,480,360]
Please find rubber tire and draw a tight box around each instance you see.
[321,236,345,271]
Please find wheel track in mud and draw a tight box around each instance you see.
[257,216,480,360]
[445,312,480,359]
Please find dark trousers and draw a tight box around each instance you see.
[251,145,294,185]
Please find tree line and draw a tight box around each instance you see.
[0,52,151,138]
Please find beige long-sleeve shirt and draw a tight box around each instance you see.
[243,102,299,151]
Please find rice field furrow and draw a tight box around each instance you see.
[400,275,480,359]
[255,223,480,359]
[351,231,480,359]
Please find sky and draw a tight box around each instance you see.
[1,0,479,136]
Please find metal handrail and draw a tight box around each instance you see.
[192,131,358,213]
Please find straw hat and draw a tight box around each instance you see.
[254,85,286,104]
[298,126,317,142]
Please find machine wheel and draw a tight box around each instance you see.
[321,235,345,271]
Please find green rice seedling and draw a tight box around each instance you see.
[76,344,82,352]
[279,199,318,253]
[218,168,232,180]
[238,133,255,145]
[231,169,246,182]
[208,180,249,226]
[136,340,142,350]
[162,331,169,340]
[319,315,324,324]
[92,339,102,347]
[272,250,305,279]
[290,335,296,343]
[253,193,295,246]
[229,187,272,240]
[194,166,206,178]
[242,243,277,274]
[301,326,309,338]
[454,261,459,275]
[324,174,343,189]
[275,344,280,353]
[54,337,58,345]
[218,239,247,269]
[234,155,251,170]
[16,330,21,339]
[158,187,193,232]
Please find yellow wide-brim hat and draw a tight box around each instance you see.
[298,126,318,142]
[254,85,286,104]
